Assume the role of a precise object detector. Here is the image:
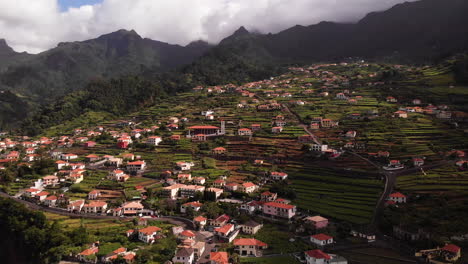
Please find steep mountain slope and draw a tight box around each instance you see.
[0,39,32,70]
[214,0,468,63]
[7,0,468,132]
[0,30,212,100]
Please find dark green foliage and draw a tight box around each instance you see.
[0,198,78,264]
[453,54,468,84]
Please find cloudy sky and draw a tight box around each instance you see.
[0,0,415,54]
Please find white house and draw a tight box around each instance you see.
[172,248,194,264]
[146,136,162,146]
[388,192,407,203]
[310,234,334,246]
[138,226,162,243]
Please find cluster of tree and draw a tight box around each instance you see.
[0,198,90,263]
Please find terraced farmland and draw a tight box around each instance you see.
[397,166,468,193]
[288,164,383,224]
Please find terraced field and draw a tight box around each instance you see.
[397,166,468,193]
[287,163,383,225]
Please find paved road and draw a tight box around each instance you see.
[283,104,321,145]
[0,191,195,229]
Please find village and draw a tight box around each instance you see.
[0,62,467,264]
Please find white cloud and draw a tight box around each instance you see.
[0,0,416,53]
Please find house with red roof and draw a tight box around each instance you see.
[394,110,408,118]
[238,128,253,136]
[138,226,162,243]
[214,224,236,240]
[194,216,207,230]
[233,238,268,257]
[271,126,283,133]
[44,195,57,207]
[78,245,99,261]
[67,200,85,212]
[213,179,226,188]
[270,171,288,181]
[108,169,130,182]
[42,175,59,186]
[305,249,331,264]
[85,154,100,162]
[24,188,40,197]
[239,182,258,193]
[305,216,329,229]
[413,157,424,167]
[83,201,108,214]
[210,252,229,264]
[88,190,101,200]
[211,214,230,227]
[35,191,50,201]
[126,160,146,173]
[441,244,461,262]
[146,136,162,146]
[388,192,407,203]
[263,202,296,219]
[180,201,203,214]
[260,191,277,202]
[310,234,334,246]
[212,147,227,155]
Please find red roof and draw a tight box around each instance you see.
[233,238,267,247]
[389,192,406,198]
[442,244,460,254]
[35,191,50,197]
[264,201,295,210]
[113,247,126,254]
[79,247,98,256]
[180,230,196,237]
[210,252,229,264]
[305,249,331,260]
[311,233,333,241]
[139,226,162,235]
[189,125,219,129]
[194,216,207,222]
[128,161,145,165]
[45,195,57,201]
[215,224,234,234]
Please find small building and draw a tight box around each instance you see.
[271,126,283,133]
[260,191,277,202]
[310,234,334,246]
[239,182,258,193]
[172,248,195,264]
[394,111,408,118]
[42,175,59,186]
[212,147,227,155]
[126,161,146,173]
[238,128,253,136]
[210,252,229,264]
[241,220,263,235]
[44,195,57,207]
[413,158,424,167]
[88,190,101,200]
[138,226,162,243]
[233,238,268,257]
[388,192,407,203]
[305,216,329,229]
[180,201,203,214]
[194,216,208,230]
[270,171,288,181]
[146,136,162,146]
[263,202,296,219]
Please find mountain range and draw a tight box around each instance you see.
[1,0,468,131]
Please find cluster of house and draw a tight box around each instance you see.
[77,242,136,263]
